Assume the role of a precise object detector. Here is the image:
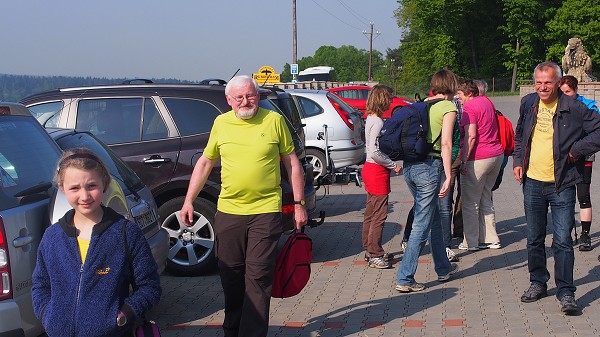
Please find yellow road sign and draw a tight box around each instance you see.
[253,66,280,83]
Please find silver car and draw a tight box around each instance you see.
[285,89,365,180]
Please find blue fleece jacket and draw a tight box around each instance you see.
[31,206,161,337]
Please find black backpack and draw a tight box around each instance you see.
[377,98,443,162]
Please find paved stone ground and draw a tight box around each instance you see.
[148,95,600,337]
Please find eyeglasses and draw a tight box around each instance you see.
[228,93,258,103]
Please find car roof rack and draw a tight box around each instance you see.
[121,79,154,85]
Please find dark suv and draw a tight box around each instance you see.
[21,82,320,276]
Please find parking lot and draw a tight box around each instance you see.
[146,96,600,337]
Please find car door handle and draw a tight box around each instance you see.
[144,157,172,164]
[13,234,33,248]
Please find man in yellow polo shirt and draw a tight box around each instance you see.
[180,75,307,337]
[513,62,600,314]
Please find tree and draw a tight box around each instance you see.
[545,0,600,78]
[500,0,563,84]
[281,45,384,83]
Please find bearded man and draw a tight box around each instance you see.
[180,75,307,337]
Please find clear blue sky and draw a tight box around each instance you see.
[1,0,401,81]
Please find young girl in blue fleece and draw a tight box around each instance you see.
[32,148,161,337]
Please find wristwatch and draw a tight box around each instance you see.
[293,199,305,206]
[117,311,127,327]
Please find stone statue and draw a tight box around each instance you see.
[562,37,593,82]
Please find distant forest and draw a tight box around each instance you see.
[0,73,195,102]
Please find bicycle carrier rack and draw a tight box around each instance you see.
[315,124,362,188]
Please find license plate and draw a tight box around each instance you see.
[134,210,157,230]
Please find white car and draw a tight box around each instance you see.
[285,89,365,180]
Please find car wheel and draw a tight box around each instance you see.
[305,148,328,180]
[159,196,217,276]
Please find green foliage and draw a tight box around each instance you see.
[546,0,600,76]
[394,0,509,93]
[281,45,383,83]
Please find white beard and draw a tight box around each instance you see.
[236,106,258,120]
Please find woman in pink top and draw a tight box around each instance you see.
[457,79,504,251]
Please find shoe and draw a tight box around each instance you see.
[400,241,407,253]
[438,263,459,282]
[368,256,391,269]
[383,252,394,261]
[559,294,578,314]
[520,283,547,303]
[395,282,426,293]
[446,247,459,262]
[579,232,592,251]
[364,252,394,261]
[479,242,502,249]
[458,242,478,251]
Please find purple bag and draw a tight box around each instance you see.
[134,321,161,337]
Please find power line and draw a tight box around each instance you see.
[336,0,369,26]
[308,0,362,30]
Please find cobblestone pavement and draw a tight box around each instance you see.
[147,95,600,337]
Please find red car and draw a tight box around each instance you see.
[327,85,412,119]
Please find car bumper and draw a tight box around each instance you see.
[147,227,170,274]
[329,144,366,168]
[0,301,25,337]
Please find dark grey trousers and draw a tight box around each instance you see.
[214,211,282,337]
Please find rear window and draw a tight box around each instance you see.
[77,98,144,144]
[327,93,362,118]
[295,96,323,118]
[53,132,145,195]
[0,116,61,210]
[28,101,64,128]
[163,98,221,136]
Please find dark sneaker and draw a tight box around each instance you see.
[446,248,459,262]
[368,256,391,269]
[559,294,578,314]
[438,263,459,282]
[395,282,426,293]
[579,232,592,251]
[383,252,394,261]
[520,283,547,303]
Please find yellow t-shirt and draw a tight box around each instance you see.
[527,99,557,182]
[204,108,295,215]
[77,237,90,264]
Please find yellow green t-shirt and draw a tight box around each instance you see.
[427,99,457,156]
[204,108,295,215]
[78,237,90,264]
[527,99,557,182]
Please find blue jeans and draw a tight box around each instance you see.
[397,158,451,285]
[523,177,576,299]
[402,169,452,248]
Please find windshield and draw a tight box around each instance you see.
[0,116,62,210]
[53,131,145,195]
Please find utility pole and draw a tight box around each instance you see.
[363,22,380,82]
[292,0,297,81]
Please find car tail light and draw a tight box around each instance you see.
[328,97,354,130]
[0,217,12,300]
